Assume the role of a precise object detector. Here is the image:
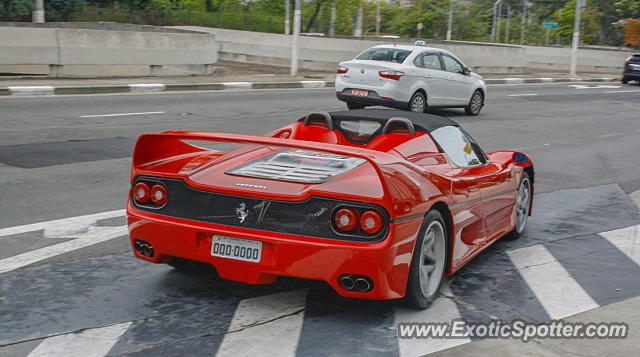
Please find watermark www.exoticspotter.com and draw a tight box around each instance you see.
[397,319,629,343]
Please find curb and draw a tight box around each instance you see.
[0,81,336,96]
[0,77,620,96]
[485,77,616,84]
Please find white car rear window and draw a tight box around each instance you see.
[356,48,411,64]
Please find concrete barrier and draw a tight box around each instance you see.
[174,27,527,74]
[0,23,219,77]
[524,46,632,74]
[175,26,634,75]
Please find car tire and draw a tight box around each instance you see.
[622,78,628,84]
[465,90,484,116]
[346,102,365,110]
[504,171,532,240]
[408,91,427,113]
[404,210,448,309]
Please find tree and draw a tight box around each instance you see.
[304,0,331,32]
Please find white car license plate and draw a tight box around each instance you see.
[210,235,262,263]
[630,64,640,70]
[351,89,369,97]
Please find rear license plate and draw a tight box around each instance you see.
[630,64,640,70]
[211,235,262,263]
[351,89,369,97]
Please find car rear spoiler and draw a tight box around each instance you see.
[131,131,411,198]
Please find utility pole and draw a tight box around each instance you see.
[570,0,582,75]
[520,1,526,45]
[329,1,336,37]
[285,0,290,35]
[496,1,502,43]
[33,0,44,23]
[446,0,453,41]
[353,4,363,37]
[290,0,301,76]
[376,0,381,36]
[491,0,501,43]
[504,5,511,43]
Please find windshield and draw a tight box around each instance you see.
[355,48,411,64]
[338,120,382,144]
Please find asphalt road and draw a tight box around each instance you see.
[1,82,639,227]
[0,82,639,357]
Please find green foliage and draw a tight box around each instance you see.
[0,0,33,20]
[47,0,87,21]
[1,0,634,46]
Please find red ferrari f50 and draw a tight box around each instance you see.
[127,109,534,309]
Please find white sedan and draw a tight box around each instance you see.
[335,45,487,115]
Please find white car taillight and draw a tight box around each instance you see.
[378,70,404,80]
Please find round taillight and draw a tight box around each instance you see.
[360,210,384,234]
[133,182,150,203]
[150,184,168,206]
[334,208,360,232]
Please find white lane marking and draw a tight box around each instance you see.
[8,86,55,95]
[600,225,640,266]
[507,244,599,319]
[215,290,307,357]
[508,93,538,97]
[26,322,131,357]
[504,78,524,84]
[599,133,622,138]
[606,89,640,94]
[80,111,165,118]
[0,225,128,274]
[568,84,622,89]
[128,83,165,92]
[0,209,125,238]
[395,286,471,356]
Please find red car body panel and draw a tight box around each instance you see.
[127,110,534,300]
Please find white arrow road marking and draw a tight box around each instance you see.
[600,225,640,266]
[26,322,131,357]
[0,225,128,274]
[0,209,125,239]
[507,244,599,319]
[395,286,471,356]
[215,290,307,357]
[568,84,622,89]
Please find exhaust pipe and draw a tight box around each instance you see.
[354,277,371,292]
[134,239,155,257]
[339,275,355,291]
[338,274,373,292]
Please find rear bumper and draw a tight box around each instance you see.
[622,71,640,81]
[336,91,408,110]
[127,201,422,300]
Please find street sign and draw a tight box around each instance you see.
[417,22,424,30]
[542,21,558,29]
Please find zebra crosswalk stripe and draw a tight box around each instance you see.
[507,244,599,319]
[215,290,307,357]
[395,286,471,356]
[26,322,131,357]
[600,225,640,266]
[0,225,128,274]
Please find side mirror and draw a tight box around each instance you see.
[462,66,471,75]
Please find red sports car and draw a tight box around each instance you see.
[127,109,534,309]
